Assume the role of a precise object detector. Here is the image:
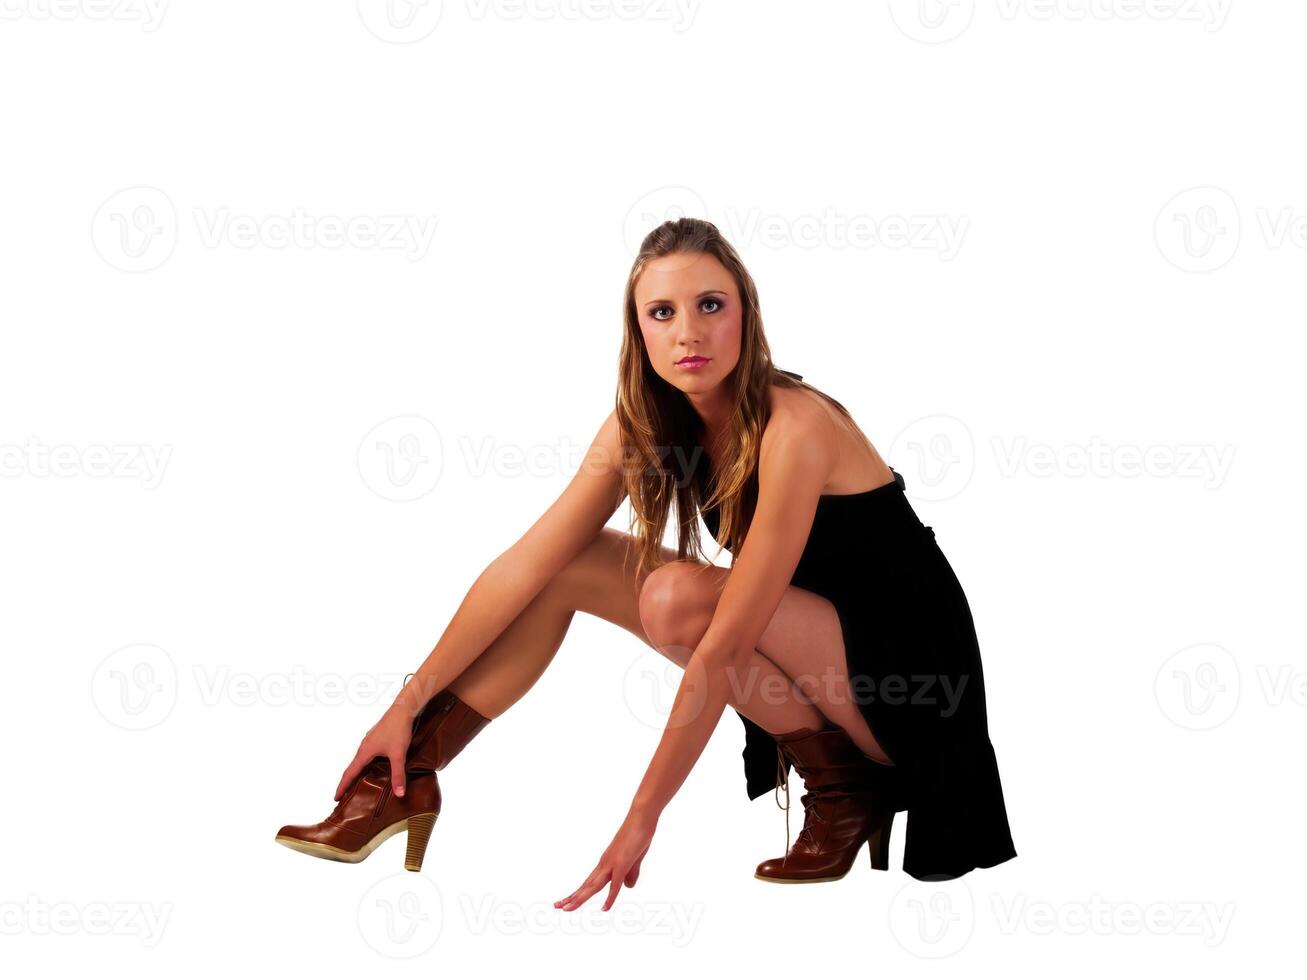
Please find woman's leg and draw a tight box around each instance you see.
[443,528,826,735]
[638,560,895,764]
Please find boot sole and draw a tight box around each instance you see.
[275,813,436,871]
[753,826,891,883]
[753,870,850,884]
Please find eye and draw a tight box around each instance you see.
[649,298,724,321]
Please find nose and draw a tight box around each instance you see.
[674,313,703,345]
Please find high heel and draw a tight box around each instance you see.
[275,680,492,872]
[754,724,904,884]
[404,812,438,872]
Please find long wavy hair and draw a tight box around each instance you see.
[614,217,870,582]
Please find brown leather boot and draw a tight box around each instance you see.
[274,682,492,872]
[404,683,493,773]
[753,723,904,884]
[274,758,442,871]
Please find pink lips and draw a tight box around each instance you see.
[677,356,710,369]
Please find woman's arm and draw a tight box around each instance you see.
[626,400,839,820]
[554,397,843,911]
[392,408,627,720]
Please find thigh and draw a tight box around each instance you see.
[546,526,697,648]
[640,562,890,759]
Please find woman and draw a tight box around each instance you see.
[275,217,1017,905]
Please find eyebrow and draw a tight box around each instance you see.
[642,289,727,307]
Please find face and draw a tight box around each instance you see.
[634,251,743,399]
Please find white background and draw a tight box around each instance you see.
[2,0,1301,974]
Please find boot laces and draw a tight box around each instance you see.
[773,745,840,853]
[773,743,792,855]
[773,742,875,856]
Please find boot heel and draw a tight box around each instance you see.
[867,810,894,871]
[404,813,437,872]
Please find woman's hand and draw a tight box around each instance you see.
[333,702,415,801]
[554,809,658,912]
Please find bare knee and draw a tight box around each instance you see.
[637,560,720,657]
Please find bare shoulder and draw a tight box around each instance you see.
[766,383,842,443]
[766,380,892,493]
[760,384,842,476]
[592,406,623,475]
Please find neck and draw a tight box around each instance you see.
[686,387,732,453]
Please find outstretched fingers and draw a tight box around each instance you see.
[555,866,611,912]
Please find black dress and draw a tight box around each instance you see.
[697,379,1018,881]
